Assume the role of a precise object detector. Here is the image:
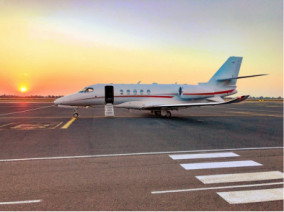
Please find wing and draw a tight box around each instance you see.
[116,95,249,110]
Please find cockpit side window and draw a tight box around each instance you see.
[86,87,93,92]
[79,87,94,93]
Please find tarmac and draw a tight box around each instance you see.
[0,100,283,210]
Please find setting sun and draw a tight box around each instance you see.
[20,86,27,93]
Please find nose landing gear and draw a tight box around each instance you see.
[73,108,79,118]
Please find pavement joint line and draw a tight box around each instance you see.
[228,107,283,114]
[151,182,284,194]
[0,200,42,205]
[61,118,77,129]
[228,111,282,118]
[0,105,54,116]
[0,146,282,163]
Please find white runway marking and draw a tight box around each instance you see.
[151,182,284,194]
[217,188,284,204]
[169,152,239,160]
[0,146,282,163]
[196,171,284,184]
[180,160,262,170]
[0,199,42,205]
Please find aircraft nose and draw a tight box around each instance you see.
[54,97,64,105]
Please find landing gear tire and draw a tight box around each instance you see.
[73,112,79,118]
[154,111,161,117]
[166,111,172,118]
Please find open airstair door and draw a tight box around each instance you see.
[105,85,114,117]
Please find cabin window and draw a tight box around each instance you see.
[147,89,151,95]
[120,89,123,95]
[127,89,130,95]
[140,89,144,95]
[133,89,137,95]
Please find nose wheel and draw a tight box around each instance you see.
[73,108,79,118]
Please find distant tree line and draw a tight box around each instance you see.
[248,96,282,99]
[0,94,63,98]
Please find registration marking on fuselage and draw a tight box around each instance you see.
[169,152,239,160]
[196,171,284,184]
[180,160,262,170]
[217,188,284,204]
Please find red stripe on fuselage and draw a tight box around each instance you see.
[183,89,234,95]
[114,95,174,98]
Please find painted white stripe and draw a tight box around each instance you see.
[169,152,239,160]
[196,171,284,184]
[0,199,42,205]
[181,160,262,170]
[151,182,284,194]
[217,188,284,204]
[0,146,282,163]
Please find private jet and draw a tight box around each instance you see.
[54,57,266,118]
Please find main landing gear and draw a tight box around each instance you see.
[152,110,172,118]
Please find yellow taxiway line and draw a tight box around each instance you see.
[61,118,77,129]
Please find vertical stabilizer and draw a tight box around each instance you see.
[208,57,243,86]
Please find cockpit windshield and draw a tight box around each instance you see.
[79,87,94,93]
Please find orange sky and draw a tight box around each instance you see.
[0,0,282,97]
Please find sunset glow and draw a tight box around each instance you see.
[20,86,27,93]
[0,0,282,97]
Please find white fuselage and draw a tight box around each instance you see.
[54,83,237,107]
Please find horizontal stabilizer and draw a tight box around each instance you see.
[218,74,267,81]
